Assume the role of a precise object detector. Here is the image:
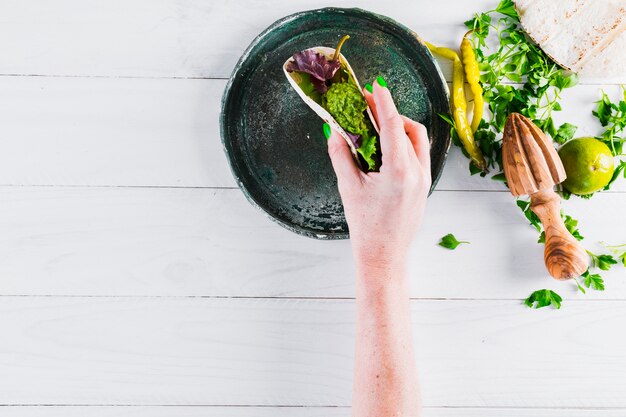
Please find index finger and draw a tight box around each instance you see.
[371,78,408,166]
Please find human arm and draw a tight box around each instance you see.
[325,77,431,417]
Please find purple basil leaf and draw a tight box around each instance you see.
[286,50,341,93]
[309,76,328,94]
[345,131,362,148]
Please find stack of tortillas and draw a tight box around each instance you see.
[515,0,626,76]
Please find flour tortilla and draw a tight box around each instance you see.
[515,0,626,76]
[283,47,379,166]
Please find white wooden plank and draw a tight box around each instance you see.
[0,77,233,188]
[0,0,487,80]
[0,407,349,417]
[2,0,623,84]
[1,297,625,407]
[0,77,623,190]
[2,406,624,417]
[0,187,623,299]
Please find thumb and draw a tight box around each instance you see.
[325,123,360,184]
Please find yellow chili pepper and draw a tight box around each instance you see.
[460,31,483,133]
[426,42,487,171]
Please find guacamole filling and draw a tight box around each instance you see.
[325,82,377,170]
[286,40,379,171]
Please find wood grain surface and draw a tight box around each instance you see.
[4,406,626,417]
[1,297,626,408]
[0,0,624,414]
[0,187,623,299]
[0,77,623,191]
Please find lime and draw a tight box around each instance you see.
[558,137,614,195]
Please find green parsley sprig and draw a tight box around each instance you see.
[591,88,626,192]
[587,250,618,271]
[592,88,626,156]
[601,243,626,267]
[604,160,626,191]
[438,233,470,250]
[572,246,625,295]
[524,289,562,309]
[580,270,605,292]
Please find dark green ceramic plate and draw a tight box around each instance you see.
[221,8,450,239]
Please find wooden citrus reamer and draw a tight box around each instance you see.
[502,113,588,280]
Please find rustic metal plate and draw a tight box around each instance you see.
[221,7,450,239]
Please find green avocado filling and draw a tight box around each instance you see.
[324,81,378,171]
[288,36,379,171]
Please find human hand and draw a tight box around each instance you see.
[325,77,431,270]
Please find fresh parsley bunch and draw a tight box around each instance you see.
[593,88,626,192]
[463,0,579,176]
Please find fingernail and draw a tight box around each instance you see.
[376,76,387,88]
[364,83,373,93]
[323,123,331,140]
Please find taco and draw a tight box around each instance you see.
[283,35,380,171]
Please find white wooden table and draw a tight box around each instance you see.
[1,1,625,416]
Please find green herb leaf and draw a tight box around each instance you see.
[581,270,605,291]
[537,231,545,244]
[495,0,519,21]
[469,162,483,176]
[600,243,626,268]
[491,172,507,182]
[574,278,586,294]
[437,112,455,126]
[524,289,562,309]
[587,250,618,271]
[553,122,577,144]
[563,214,584,241]
[465,12,491,40]
[604,160,626,191]
[593,90,613,126]
[516,199,542,232]
[592,88,626,158]
[438,233,470,250]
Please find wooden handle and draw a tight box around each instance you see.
[530,189,589,280]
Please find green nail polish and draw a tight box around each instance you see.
[364,83,373,93]
[323,123,331,140]
[376,76,387,88]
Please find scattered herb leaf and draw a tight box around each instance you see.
[574,278,586,294]
[563,213,584,241]
[553,122,578,144]
[494,0,519,21]
[604,160,626,191]
[600,243,626,268]
[587,250,618,271]
[581,270,605,291]
[524,289,562,309]
[516,199,541,232]
[438,233,470,250]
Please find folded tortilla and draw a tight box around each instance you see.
[515,0,626,76]
[283,47,379,167]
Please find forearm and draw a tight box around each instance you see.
[352,251,421,417]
